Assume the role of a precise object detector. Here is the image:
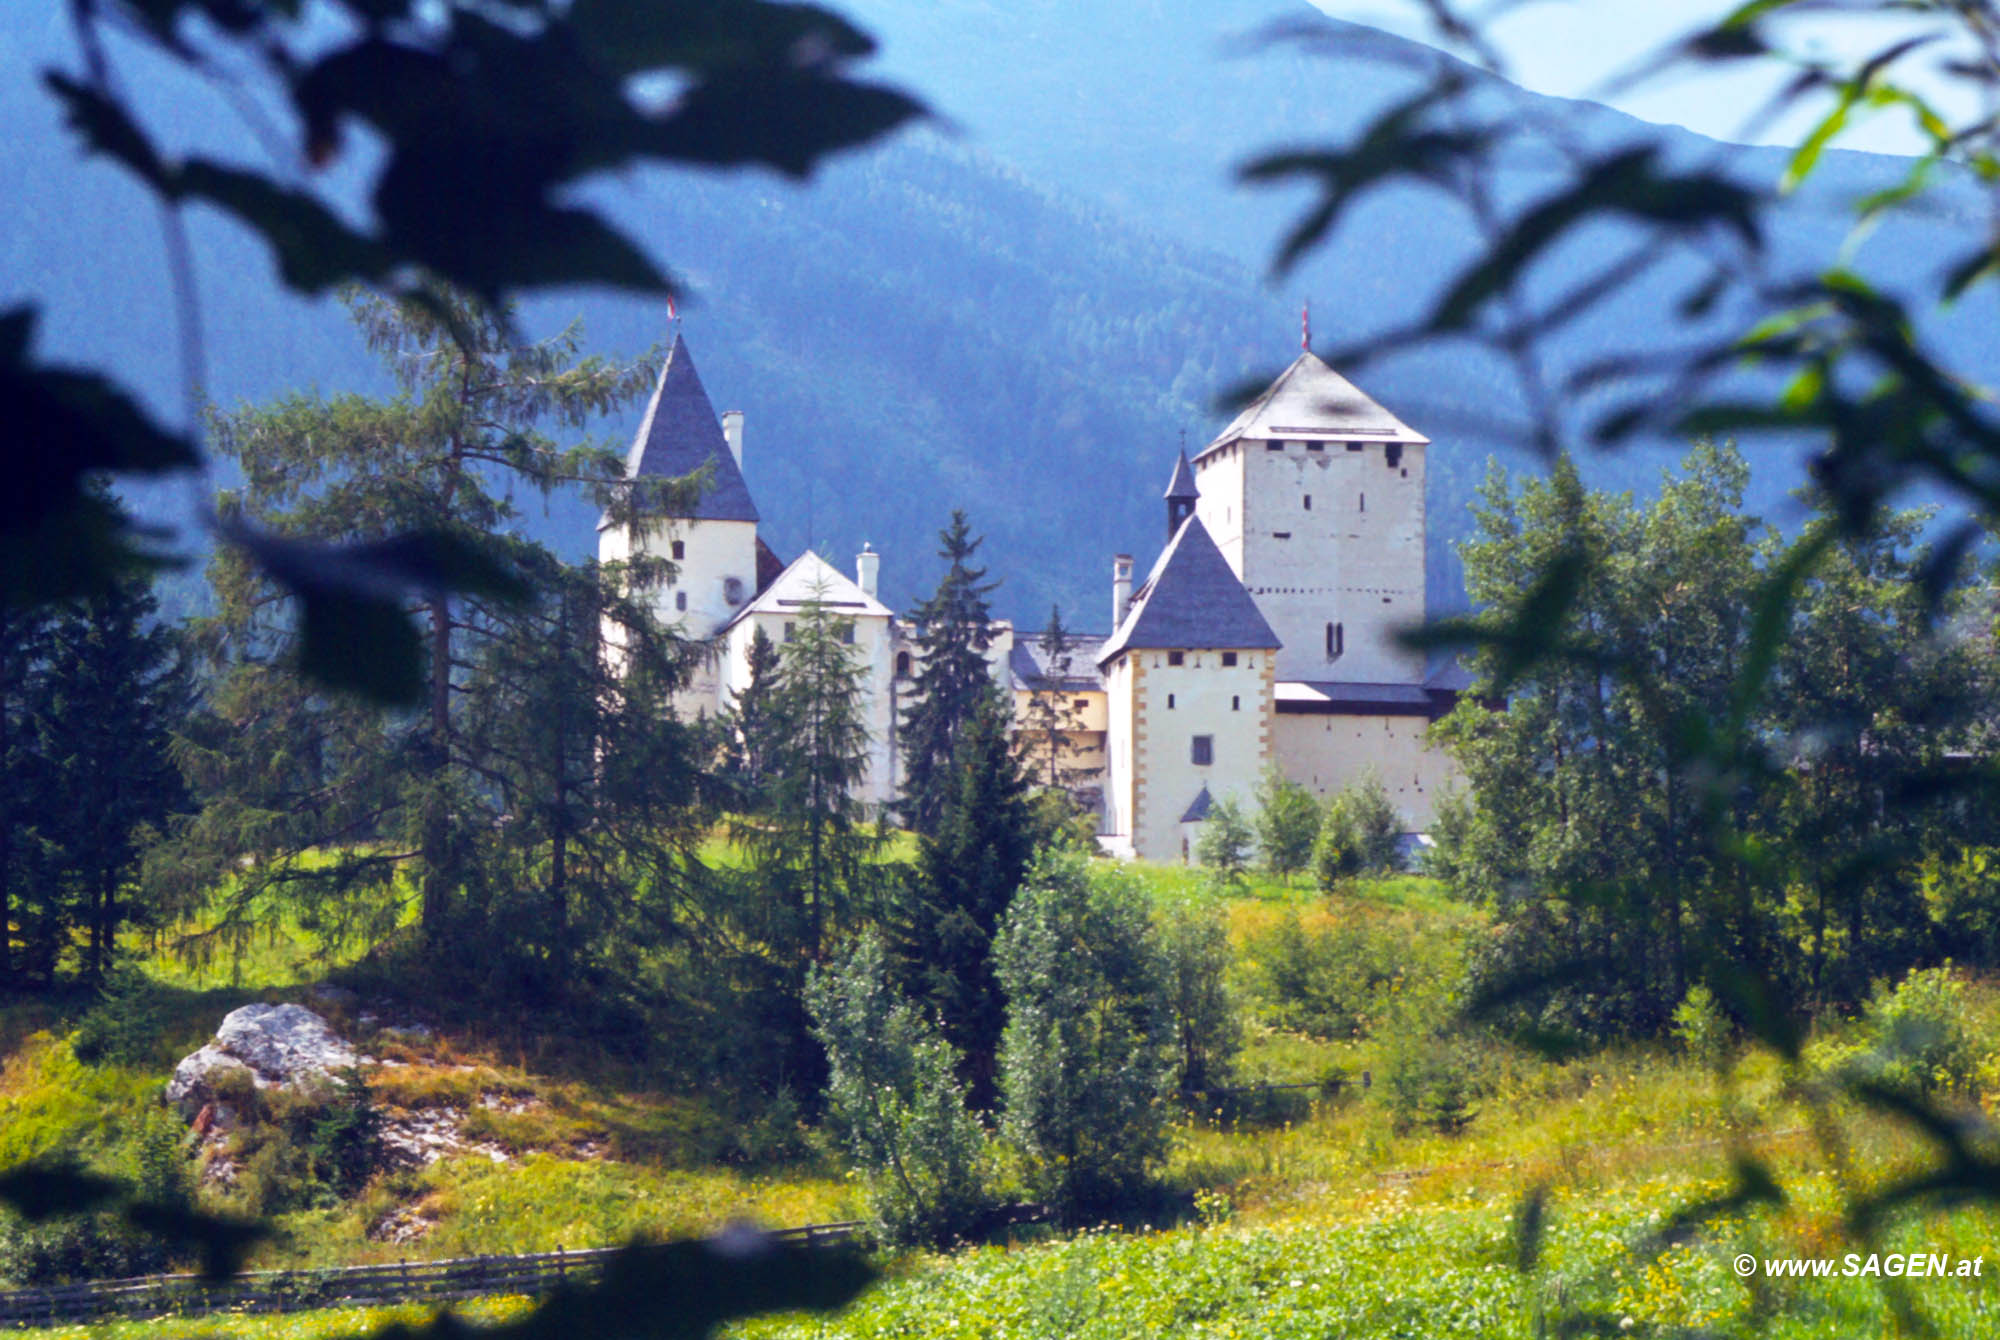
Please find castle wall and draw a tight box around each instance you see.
[1123,648,1272,863]
[1269,711,1463,830]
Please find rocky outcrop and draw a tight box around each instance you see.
[166,1002,359,1119]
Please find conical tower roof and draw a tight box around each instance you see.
[1098,516,1281,665]
[619,335,759,523]
[1163,449,1199,501]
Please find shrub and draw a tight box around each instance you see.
[1240,911,1399,1040]
[807,935,990,1248]
[1834,965,1981,1098]
[1155,898,1241,1098]
[1378,1002,1481,1136]
[1671,984,1731,1072]
[1316,775,1401,892]
[994,850,1174,1221]
[71,969,166,1068]
[1253,766,1320,883]
[0,1213,169,1286]
[1194,797,1254,887]
[305,1067,382,1198]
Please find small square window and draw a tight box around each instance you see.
[1167,693,1176,709]
[1346,442,1363,452]
[675,592,687,612]
[671,539,686,560]
[1231,695,1240,711]
[1386,443,1404,468]
[1221,652,1238,667]
[783,622,796,643]
[1168,651,1185,666]
[1303,495,1312,511]
[1306,442,1324,452]
[1191,735,1213,766]
[839,624,855,645]
[1266,440,1284,451]
[1074,698,1089,711]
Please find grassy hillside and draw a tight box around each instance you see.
[5,855,1998,1336]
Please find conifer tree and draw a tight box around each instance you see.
[34,575,187,979]
[889,687,1035,1108]
[156,291,670,970]
[897,512,998,835]
[719,625,787,814]
[0,602,54,984]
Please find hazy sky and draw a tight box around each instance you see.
[1311,1,1981,156]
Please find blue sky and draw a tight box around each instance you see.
[1311,0,1976,156]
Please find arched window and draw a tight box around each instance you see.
[896,651,912,678]
[1326,622,1344,659]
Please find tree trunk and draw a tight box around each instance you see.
[421,593,453,939]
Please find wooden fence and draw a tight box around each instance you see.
[0,1221,864,1329]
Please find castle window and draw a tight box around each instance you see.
[1359,492,1366,513]
[784,622,796,643]
[1169,651,1185,666]
[1191,735,1214,766]
[1231,695,1240,711]
[896,651,912,677]
[1221,652,1237,667]
[839,623,856,645]
[1326,622,1344,659]
[1167,693,1176,709]
[1386,443,1403,468]
[671,539,685,560]
[1307,442,1324,452]
[675,592,688,612]
[1346,442,1363,452]
[1266,440,1284,451]
[1074,698,1089,711]
[1272,531,1291,540]
[1303,494,1312,511]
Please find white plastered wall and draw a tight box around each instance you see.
[1270,711,1465,831]
[1126,649,1272,863]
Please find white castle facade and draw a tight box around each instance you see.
[600,334,1467,864]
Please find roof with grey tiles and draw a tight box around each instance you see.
[620,335,759,523]
[1196,351,1427,461]
[1180,786,1215,823]
[1010,631,1109,691]
[1097,516,1281,665]
[1164,450,1199,501]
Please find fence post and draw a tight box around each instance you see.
[557,1245,565,1284]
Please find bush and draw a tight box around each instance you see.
[1155,899,1241,1098]
[1253,766,1320,883]
[305,1067,382,1198]
[0,1213,169,1286]
[1316,776,1401,892]
[995,849,1174,1221]
[807,935,990,1247]
[1194,797,1254,886]
[71,969,166,1067]
[1240,912,1400,1040]
[1832,965,1981,1098]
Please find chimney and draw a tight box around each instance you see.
[856,542,879,599]
[721,410,744,468]
[1112,554,1133,629]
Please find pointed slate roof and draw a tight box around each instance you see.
[1180,786,1215,824]
[1196,351,1427,462]
[1163,450,1199,501]
[1097,516,1281,666]
[619,335,759,524]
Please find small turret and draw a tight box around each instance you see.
[1164,450,1199,540]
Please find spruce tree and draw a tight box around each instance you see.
[0,602,54,984]
[889,686,1035,1109]
[34,575,187,979]
[897,512,999,835]
[719,624,787,815]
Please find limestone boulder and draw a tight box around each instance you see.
[166,1003,359,1119]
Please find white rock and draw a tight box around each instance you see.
[166,1003,359,1119]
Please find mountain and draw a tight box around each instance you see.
[2,4,1992,629]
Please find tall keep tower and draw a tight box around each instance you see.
[1189,351,1428,685]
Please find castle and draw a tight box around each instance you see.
[600,334,1467,863]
